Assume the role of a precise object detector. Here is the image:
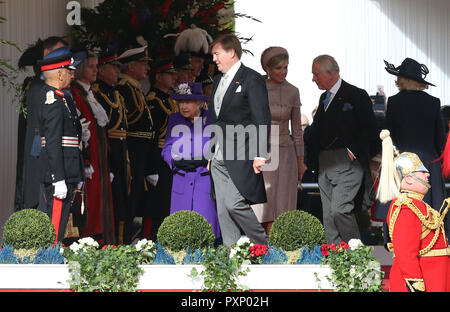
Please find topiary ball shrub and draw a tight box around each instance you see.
[269,210,326,251]
[157,211,215,252]
[2,209,56,250]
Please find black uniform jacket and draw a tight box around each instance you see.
[37,84,84,184]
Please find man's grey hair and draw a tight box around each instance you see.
[313,54,340,74]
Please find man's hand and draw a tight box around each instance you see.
[253,158,266,174]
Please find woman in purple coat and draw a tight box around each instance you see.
[162,82,221,238]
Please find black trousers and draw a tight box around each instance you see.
[39,182,76,242]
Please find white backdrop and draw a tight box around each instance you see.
[235,0,450,122]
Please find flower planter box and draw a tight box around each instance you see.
[0,264,333,291]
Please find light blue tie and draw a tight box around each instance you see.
[323,91,332,110]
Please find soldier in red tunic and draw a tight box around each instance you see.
[378,130,450,292]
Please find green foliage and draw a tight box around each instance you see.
[190,244,249,292]
[63,238,157,292]
[2,209,56,250]
[157,211,215,252]
[269,210,326,251]
[316,240,385,292]
[0,10,24,113]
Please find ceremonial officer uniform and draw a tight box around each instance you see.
[36,48,85,242]
[115,46,159,243]
[94,52,131,244]
[146,59,179,240]
[377,131,450,292]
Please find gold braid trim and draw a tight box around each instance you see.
[98,90,126,131]
[405,278,426,292]
[389,193,447,256]
[147,92,179,148]
[126,84,144,125]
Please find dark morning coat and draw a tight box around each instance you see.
[305,79,379,172]
[384,90,446,214]
[209,63,271,204]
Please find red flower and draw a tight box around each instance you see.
[130,11,140,29]
[329,243,337,251]
[321,250,329,257]
[339,241,350,250]
[213,2,225,12]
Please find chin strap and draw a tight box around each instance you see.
[410,172,431,189]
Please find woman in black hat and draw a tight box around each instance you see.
[375,57,448,236]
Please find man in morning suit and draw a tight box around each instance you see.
[209,33,271,246]
[37,47,85,242]
[307,55,378,244]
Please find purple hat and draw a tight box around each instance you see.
[170,82,209,101]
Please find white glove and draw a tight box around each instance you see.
[146,174,159,187]
[77,181,84,190]
[110,172,114,183]
[85,164,94,179]
[80,118,91,144]
[53,180,67,199]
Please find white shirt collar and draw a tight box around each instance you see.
[329,77,342,95]
[223,60,242,81]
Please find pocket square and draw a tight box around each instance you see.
[235,85,242,93]
[342,102,353,111]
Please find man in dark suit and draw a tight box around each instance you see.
[209,34,271,246]
[307,54,378,244]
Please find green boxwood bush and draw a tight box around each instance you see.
[157,211,215,252]
[269,210,326,251]
[2,209,56,249]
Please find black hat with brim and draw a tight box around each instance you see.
[384,58,435,86]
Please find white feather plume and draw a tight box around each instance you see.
[174,24,213,56]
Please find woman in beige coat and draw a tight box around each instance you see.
[252,47,306,234]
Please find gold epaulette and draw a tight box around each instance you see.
[389,192,447,256]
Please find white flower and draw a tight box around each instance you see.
[236,236,250,246]
[348,238,364,250]
[135,239,155,252]
[78,237,99,248]
[229,248,237,258]
[69,242,82,253]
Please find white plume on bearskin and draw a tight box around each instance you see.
[377,129,401,203]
